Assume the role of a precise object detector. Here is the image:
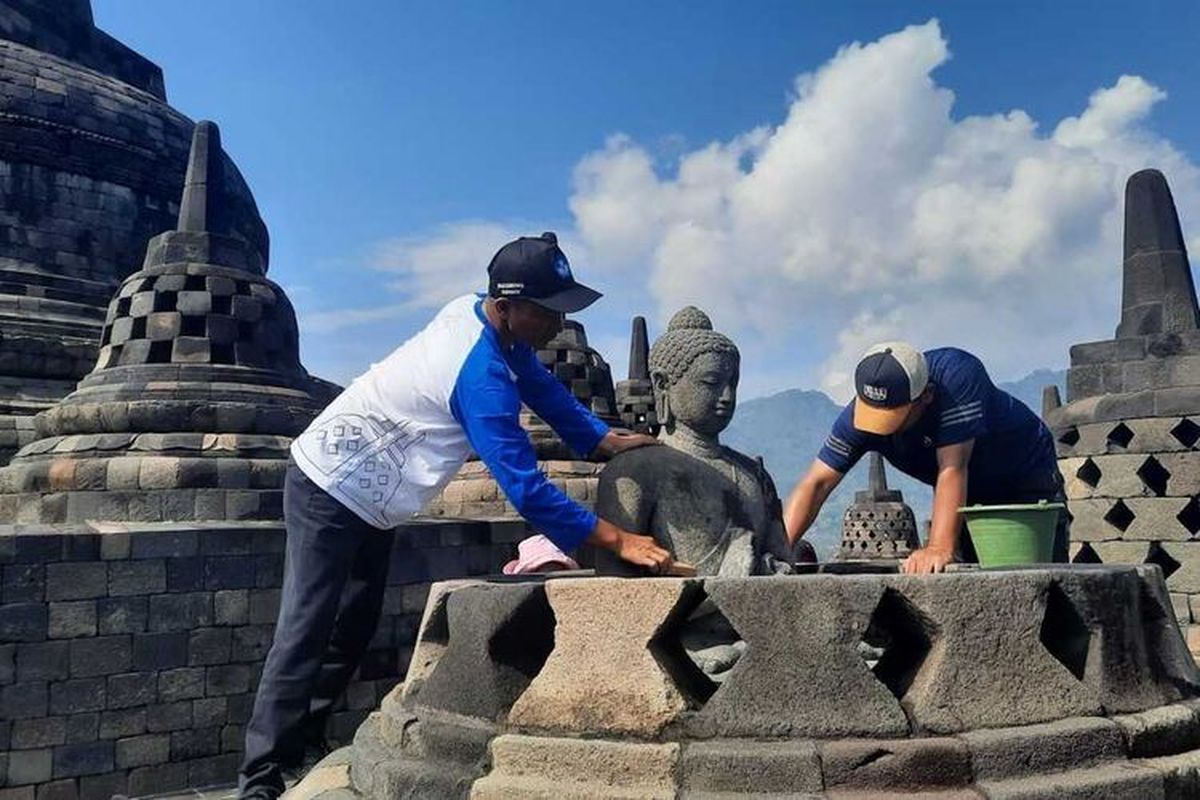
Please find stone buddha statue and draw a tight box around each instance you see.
[594,307,801,680]
[594,306,800,577]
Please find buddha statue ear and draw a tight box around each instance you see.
[651,369,672,430]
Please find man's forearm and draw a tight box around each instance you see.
[927,466,968,555]
[784,479,828,544]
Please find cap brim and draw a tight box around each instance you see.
[853,398,912,436]
[527,283,602,313]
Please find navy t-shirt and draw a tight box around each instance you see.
[818,348,1057,501]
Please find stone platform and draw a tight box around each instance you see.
[300,567,1200,799]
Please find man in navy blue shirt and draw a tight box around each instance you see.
[783,342,1065,573]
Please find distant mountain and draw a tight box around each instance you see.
[723,368,1066,558]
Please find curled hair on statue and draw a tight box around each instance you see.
[648,306,739,430]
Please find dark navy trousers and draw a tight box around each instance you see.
[238,461,394,795]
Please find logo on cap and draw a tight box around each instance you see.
[553,253,572,280]
[862,385,888,402]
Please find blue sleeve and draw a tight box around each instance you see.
[933,350,991,447]
[512,345,609,457]
[817,403,866,473]
[450,354,596,552]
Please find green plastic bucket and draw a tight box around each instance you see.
[958,501,1064,567]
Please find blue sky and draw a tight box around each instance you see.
[92,1,1200,398]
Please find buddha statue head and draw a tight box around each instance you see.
[648,307,739,447]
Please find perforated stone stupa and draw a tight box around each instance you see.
[0,121,337,523]
[297,567,1200,798]
[0,0,269,464]
[837,452,920,560]
[1045,168,1200,651]
[614,315,658,435]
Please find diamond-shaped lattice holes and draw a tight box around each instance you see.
[648,583,739,707]
[1104,500,1136,533]
[1075,458,1102,489]
[1144,542,1182,580]
[1040,581,1091,681]
[860,588,936,702]
[1136,456,1171,497]
[1171,418,1200,449]
[1106,423,1135,450]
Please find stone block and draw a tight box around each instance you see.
[679,739,822,794]
[129,529,199,559]
[99,708,146,739]
[104,458,140,490]
[148,591,211,631]
[52,741,113,778]
[107,671,157,709]
[50,678,106,714]
[1,681,48,719]
[1160,543,1200,593]
[186,753,241,789]
[505,579,685,736]
[64,713,98,744]
[878,572,1101,732]
[11,717,66,749]
[204,556,255,589]
[977,762,1164,799]
[146,701,192,733]
[46,562,107,601]
[97,596,148,635]
[0,602,48,642]
[189,627,231,665]
[206,663,251,696]
[1088,540,1152,565]
[958,716,1125,780]
[8,748,52,785]
[166,556,204,591]
[0,644,13,684]
[145,311,181,340]
[3,564,44,603]
[689,577,909,738]
[172,337,210,362]
[138,456,180,490]
[1111,703,1200,757]
[248,589,280,624]
[193,697,228,728]
[115,733,169,768]
[32,779,76,800]
[107,560,165,596]
[78,772,127,800]
[171,726,219,760]
[132,631,188,670]
[214,590,249,625]
[128,762,190,796]
[471,734,679,799]
[69,635,132,677]
[819,737,972,791]
[15,641,69,681]
[230,625,273,662]
[159,667,205,702]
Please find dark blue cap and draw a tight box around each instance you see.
[487,232,602,313]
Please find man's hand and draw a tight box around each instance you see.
[589,517,674,573]
[902,546,954,574]
[593,429,660,459]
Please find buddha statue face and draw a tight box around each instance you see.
[648,306,740,443]
[657,349,739,437]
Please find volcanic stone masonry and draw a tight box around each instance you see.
[296,567,1200,798]
[0,120,337,525]
[0,0,269,465]
[1045,169,1200,654]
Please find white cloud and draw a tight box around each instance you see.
[564,19,1200,400]
[348,19,1200,401]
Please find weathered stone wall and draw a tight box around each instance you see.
[0,519,523,799]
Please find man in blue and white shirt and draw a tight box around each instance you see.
[783,342,1064,574]
[238,232,672,799]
